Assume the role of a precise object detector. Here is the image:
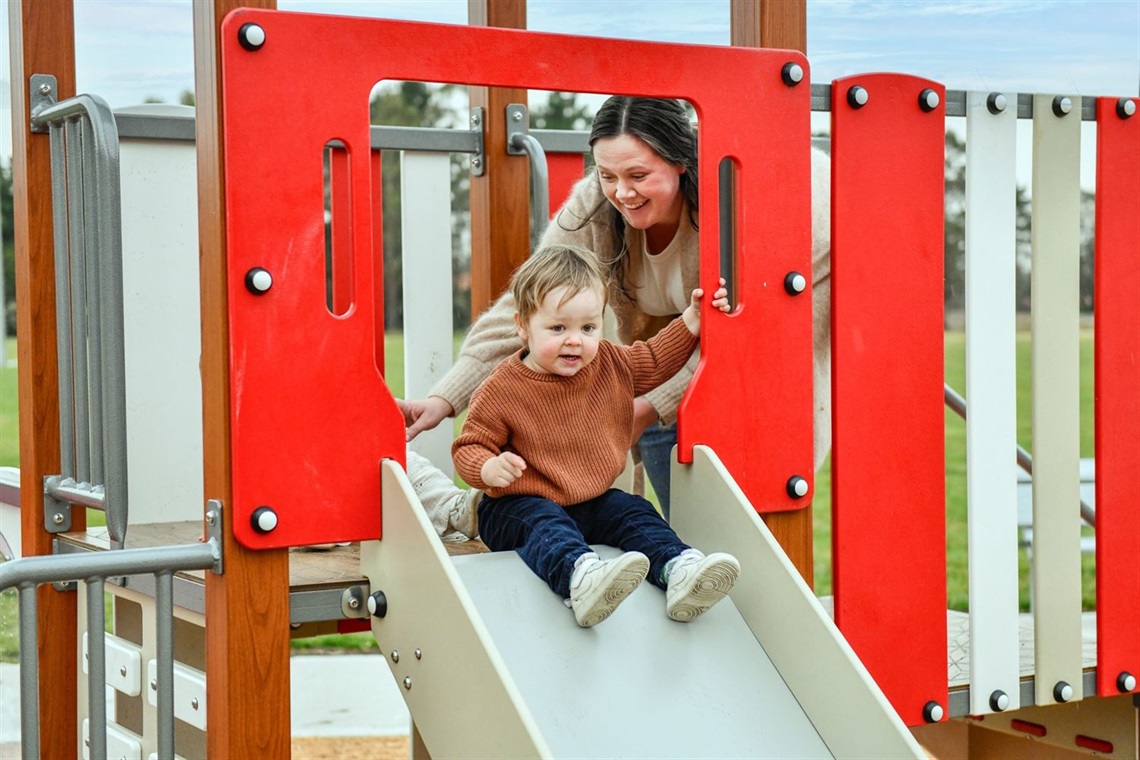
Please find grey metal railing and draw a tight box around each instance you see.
[943,383,1096,527]
[0,502,223,760]
[29,75,129,546]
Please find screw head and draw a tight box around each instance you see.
[245,267,273,295]
[390,650,399,663]
[989,690,1009,711]
[847,85,869,109]
[986,92,1007,115]
[922,700,944,723]
[783,271,807,295]
[347,596,360,609]
[1117,671,1137,692]
[786,475,809,499]
[120,665,127,677]
[471,157,482,168]
[918,88,940,112]
[781,62,804,87]
[150,679,157,691]
[52,513,65,525]
[38,82,52,95]
[250,506,278,534]
[1117,98,1137,119]
[205,511,217,526]
[415,648,422,660]
[1053,681,1073,702]
[238,23,266,52]
[403,676,412,690]
[511,110,523,122]
[1052,95,1073,118]
[191,697,200,710]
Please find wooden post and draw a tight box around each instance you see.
[467,0,530,315]
[730,0,814,587]
[193,3,293,756]
[9,2,81,755]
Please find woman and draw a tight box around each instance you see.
[403,96,832,522]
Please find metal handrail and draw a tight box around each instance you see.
[0,498,223,760]
[509,131,551,250]
[944,383,1096,527]
[29,76,129,546]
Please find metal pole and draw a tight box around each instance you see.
[18,584,39,760]
[155,571,176,759]
[86,577,107,760]
[944,383,1095,526]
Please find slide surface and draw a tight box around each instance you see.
[453,547,831,758]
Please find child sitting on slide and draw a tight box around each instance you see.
[452,244,740,627]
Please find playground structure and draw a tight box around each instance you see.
[2,1,1138,758]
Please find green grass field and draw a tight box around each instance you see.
[0,330,1098,660]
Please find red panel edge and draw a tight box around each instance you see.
[1094,95,1140,697]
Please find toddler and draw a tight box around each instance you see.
[453,244,740,627]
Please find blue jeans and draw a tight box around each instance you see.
[637,421,677,521]
[478,489,690,598]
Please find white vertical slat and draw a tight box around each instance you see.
[964,90,1021,715]
[400,151,455,476]
[117,106,204,528]
[1030,93,1083,706]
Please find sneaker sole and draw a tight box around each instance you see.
[575,557,650,627]
[667,557,740,622]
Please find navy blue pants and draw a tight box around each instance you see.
[637,420,677,521]
[478,489,689,598]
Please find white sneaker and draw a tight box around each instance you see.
[569,552,650,627]
[665,550,740,622]
[448,487,481,540]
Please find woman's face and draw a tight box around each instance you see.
[592,134,686,234]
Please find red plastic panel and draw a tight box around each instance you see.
[547,152,586,220]
[830,74,948,725]
[220,11,812,547]
[1094,96,1140,697]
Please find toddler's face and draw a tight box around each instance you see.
[515,285,605,377]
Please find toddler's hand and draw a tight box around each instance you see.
[682,278,730,335]
[481,451,527,488]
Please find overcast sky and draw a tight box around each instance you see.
[2,0,1138,177]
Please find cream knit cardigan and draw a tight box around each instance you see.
[431,147,833,470]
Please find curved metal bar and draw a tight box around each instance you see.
[944,383,1095,526]
[32,92,128,545]
[508,131,550,251]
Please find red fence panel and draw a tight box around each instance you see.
[830,73,948,725]
[547,152,586,218]
[220,11,812,547]
[1094,95,1140,697]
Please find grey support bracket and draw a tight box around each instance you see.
[29,73,58,131]
[504,103,530,156]
[469,107,485,176]
[42,475,72,534]
[204,500,225,575]
[341,584,371,619]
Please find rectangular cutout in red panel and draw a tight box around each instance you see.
[1094,95,1140,697]
[830,73,948,726]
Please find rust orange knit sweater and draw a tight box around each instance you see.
[453,317,698,504]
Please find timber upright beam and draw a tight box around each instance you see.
[467,0,531,314]
[730,0,814,587]
[8,2,82,756]
[193,2,292,756]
